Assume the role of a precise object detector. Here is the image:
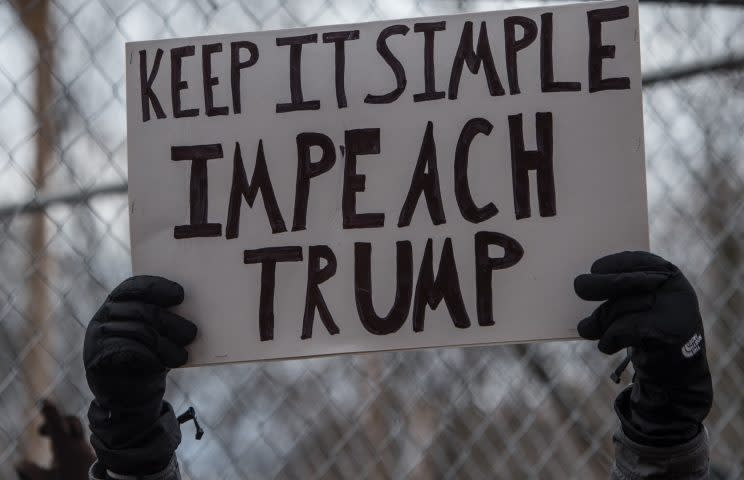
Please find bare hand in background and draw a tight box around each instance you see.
[16,400,96,480]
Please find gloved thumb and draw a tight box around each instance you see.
[596,315,645,354]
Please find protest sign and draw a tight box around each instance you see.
[126,0,648,365]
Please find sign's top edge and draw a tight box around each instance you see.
[124,0,635,48]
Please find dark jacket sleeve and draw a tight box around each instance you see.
[89,456,181,480]
[611,425,709,479]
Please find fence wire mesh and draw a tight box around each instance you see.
[0,0,743,478]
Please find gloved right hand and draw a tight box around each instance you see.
[84,276,197,475]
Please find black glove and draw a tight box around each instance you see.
[84,276,197,474]
[574,251,712,446]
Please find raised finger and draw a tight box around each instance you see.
[39,401,67,441]
[65,415,84,439]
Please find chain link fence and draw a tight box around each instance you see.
[0,0,743,478]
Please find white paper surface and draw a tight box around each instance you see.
[125,0,648,366]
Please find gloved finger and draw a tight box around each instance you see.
[577,302,608,340]
[590,251,675,274]
[574,271,670,301]
[104,302,197,346]
[577,294,654,340]
[87,336,162,373]
[15,461,54,480]
[108,276,184,308]
[98,320,159,349]
[157,310,197,346]
[597,315,644,354]
[157,335,189,368]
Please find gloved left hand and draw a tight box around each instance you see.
[574,251,712,446]
[84,276,197,475]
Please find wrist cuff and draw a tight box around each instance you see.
[89,401,181,475]
[615,386,701,447]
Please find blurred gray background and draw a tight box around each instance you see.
[0,0,742,478]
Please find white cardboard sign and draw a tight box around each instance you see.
[126,0,648,366]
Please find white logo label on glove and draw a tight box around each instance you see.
[682,333,703,358]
